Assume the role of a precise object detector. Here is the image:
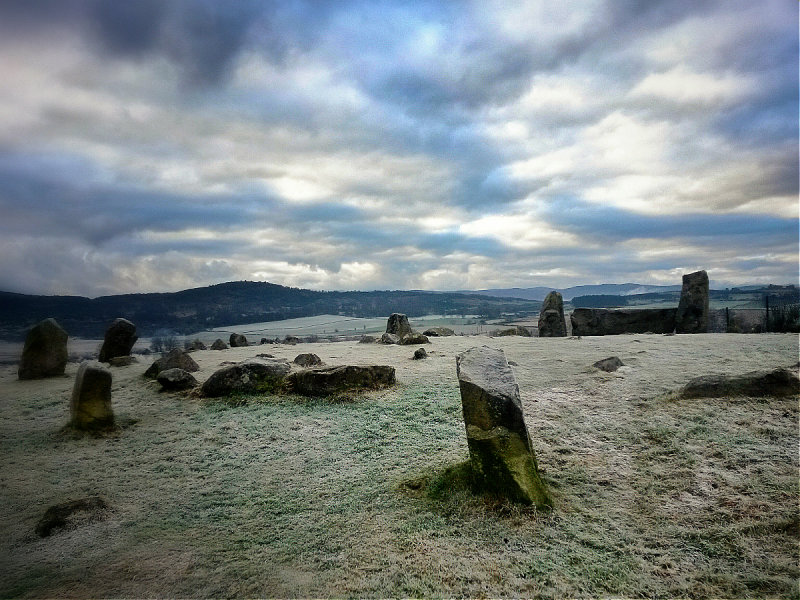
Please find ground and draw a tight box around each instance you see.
[0,333,797,598]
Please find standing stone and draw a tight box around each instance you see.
[386,313,412,338]
[456,346,551,507]
[98,318,137,363]
[230,333,248,347]
[675,270,709,334]
[70,362,114,431]
[538,291,567,337]
[18,318,68,380]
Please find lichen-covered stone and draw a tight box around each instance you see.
[288,365,395,396]
[386,313,412,337]
[98,318,137,362]
[538,292,567,337]
[70,361,114,431]
[144,348,199,378]
[675,270,709,334]
[157,368,198,391]
[230,333,248,347]
[201,358,291,397]
[18,318,68,380]
[456,346,551,507]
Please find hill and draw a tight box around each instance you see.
[0,282,541,340]
[457,283,682,301]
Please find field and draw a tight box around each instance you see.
[0,333,797,598]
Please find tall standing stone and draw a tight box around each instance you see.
[98,318,138,362]
[70,362,114,431]
[456,346,551,507]
[537,291,567,337]
[386,313,412,338]
[675,270,709,334]
[18,318,68,380]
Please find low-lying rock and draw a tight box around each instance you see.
[35,496,110,537]
[289,365,395,396]
[70,362,114,431]
[494,326,531,337]
[399,332,430,345]
[358,335,376,344]
[98,318,138,363]
[201,358,291,397]
[294,353,322,367]
[144,348,199,378]
[284,335,300,345]
[380,333,400,344]
[593,356,624,372]
[230,333,248,347]
[186,339,206,351]
[456,346,551,507]
[108,356,137,367]
[413,348,427,360]
[423,327,455,337]
[680,367,800,398]
[571,308,677,336]
[18,318,68,380]
[157,368,198,391]
[210,339,228,350]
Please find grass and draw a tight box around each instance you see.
[0,335,797,597]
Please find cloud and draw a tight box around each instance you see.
[0,0,795,296]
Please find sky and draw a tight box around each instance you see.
[0,0,797,297]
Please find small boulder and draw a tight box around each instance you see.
[380,333,400,344]
[210,339,228,350]
[386,313,412,337]
[35,496,110,537]
[108,356,137,367]
[157,368,198,391]
[288,365,395,396]
[260,338,268,345]
[294,353,322,367]
[70,361,114,431]
[98,318,138,362]
[358,335,376,344]
[201,358,291,397]
[413,348,427,360]
[144,348,199,378]
[399,332,429,345]
[680,367,800,398]
[284,335,300,345]
[186,339,206,351]
[593,356,624,372]
[18,318,68,380]
[494,328,519,337]
[538,292,567,337]
[456,346,551,507]
[423,327,455,337]
[230,333,248,347]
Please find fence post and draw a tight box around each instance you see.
[725,307,729,332]
[765,295,769,332]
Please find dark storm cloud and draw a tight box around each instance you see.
[541,198,798,247]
